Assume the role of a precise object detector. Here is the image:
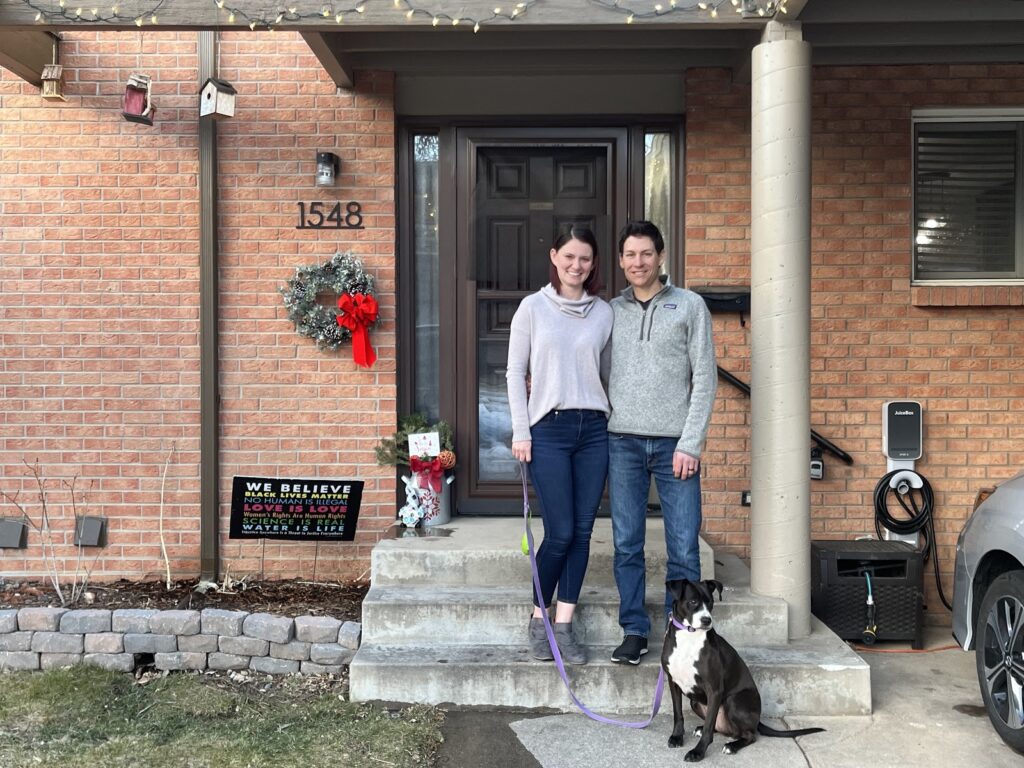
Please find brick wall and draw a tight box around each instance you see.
[5,43,1024,616]
[0,31,396,583]
[686,64,1024,616]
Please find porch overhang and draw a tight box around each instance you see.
[4,1,1024,89]
[0,29,58,85]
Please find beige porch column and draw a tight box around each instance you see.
[749,20,812,640]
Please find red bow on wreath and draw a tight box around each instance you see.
[337,292,379,368]
[410,456,444,494]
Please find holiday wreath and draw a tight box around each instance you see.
[279,252,379,365]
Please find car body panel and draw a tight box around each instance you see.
[953,469,1024,650]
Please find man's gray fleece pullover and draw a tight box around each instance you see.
[607,282,717,458]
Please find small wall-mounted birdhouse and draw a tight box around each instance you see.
[40,64,67,102]
[122,73,155,126]
[200,77,237,120]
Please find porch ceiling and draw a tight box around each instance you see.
[300,0,1024,87]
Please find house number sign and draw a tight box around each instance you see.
[295,201,364,230]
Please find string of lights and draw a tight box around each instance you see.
[21,0,536,31]
[216,0,536,32]
[22,0,170,26]
[20,0,784,31]
[589,0,786,23]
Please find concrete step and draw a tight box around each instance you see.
[360,580,789,647]
[349,617,870,717]
[372,518,715,588]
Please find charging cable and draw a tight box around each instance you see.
[872,469,952,610]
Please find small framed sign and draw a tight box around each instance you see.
[408,431,441,458]
[229,476,364,542]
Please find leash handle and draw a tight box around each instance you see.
[520,461,664,728]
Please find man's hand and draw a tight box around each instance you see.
[512,440,533,463]
[673,451,699,479]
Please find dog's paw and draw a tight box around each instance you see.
[693,726,703,738]
[723,745,735,755]
[684,748,706,763]
[668,734,686,749]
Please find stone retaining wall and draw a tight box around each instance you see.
[0,607,361,675]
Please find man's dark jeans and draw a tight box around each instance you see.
[608,433,702,638]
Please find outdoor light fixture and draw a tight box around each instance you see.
[74,515,108,547]
[122,73,155,125]
[316,151,339,187]
[0,517,28,549]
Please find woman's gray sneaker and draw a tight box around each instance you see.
[554,622,587,665]
[529,617,554,661]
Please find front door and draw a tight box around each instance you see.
[455,128,628,513]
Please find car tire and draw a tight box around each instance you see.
[975,571,1024,755]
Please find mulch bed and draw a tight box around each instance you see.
[0,577,369,621]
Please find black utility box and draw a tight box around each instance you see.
[811,539,924,649]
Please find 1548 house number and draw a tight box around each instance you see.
[295,201,364,230]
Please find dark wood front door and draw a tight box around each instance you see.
[456,128,628,513]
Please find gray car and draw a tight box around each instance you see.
[953,469,1024,755]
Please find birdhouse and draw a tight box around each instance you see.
[122,73,155,126]
[199,77,237,120]
[40,64,66,102]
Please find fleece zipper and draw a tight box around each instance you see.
[635,303,660,342]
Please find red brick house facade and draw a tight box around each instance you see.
[2,29,1023,616]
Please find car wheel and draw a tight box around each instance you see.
[976,571,1024,755]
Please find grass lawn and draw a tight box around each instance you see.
[0,666,443,768]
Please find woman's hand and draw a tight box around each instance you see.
[512,440,533,463]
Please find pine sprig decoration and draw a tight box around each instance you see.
[280,252,376,351]
[375,413,455,467]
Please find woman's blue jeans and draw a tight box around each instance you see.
[608,433,703,638]
[528,409,609,608]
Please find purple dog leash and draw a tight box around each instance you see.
[520,462,665,728]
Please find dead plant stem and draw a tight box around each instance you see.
[158,443,176,590]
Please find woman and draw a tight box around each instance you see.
[506,226,613,665]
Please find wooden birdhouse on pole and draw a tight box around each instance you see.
[200,77,237,120]
[41,64,66,102]
[40,33,66,102]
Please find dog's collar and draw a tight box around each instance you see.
[670,616,700,633]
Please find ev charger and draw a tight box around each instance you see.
[883,401,922,462]
[882,400,923,546]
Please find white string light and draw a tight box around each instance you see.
[590,0,785,22]
[23,0,170,25]
[205,0,536,31]
[22,0,773,31]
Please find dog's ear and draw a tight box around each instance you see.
[704,580,724,601]
[667,579,689,602]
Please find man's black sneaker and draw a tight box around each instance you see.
[611,634,648,664]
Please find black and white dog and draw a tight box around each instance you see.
[661,579,825,762]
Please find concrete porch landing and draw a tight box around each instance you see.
[349,518,871,716]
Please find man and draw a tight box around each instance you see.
[607,220,717,665]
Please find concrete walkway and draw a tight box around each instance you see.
[436,626,1022,768]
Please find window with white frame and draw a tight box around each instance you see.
[913,112,1023,281]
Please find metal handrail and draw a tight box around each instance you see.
[717,366,854,466]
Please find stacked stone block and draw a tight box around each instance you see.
[0,607,360,676]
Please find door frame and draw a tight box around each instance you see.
[397,118,684,515]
